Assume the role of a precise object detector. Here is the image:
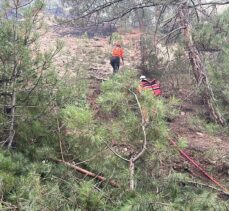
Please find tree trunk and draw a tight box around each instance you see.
[129,158,135,191]
[178,3,225,125]
[6,2,19,148]
[7,86,16,149]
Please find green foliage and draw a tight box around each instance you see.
[165,96,181,120]
[110,32,123,45]
[77,181,106,210]
[193,8,229,51]
[61,105,93,130]
[177,137,188,149]
[0,151,27,196]
[0,172,16,194]
[139,34,164,78]
[119,182,229,211]
[98,69,138,113]
[98,69,170,182]
[10,172,43,210]
[0,65,228,210]
[194,8,229,121]
[0,2,228,209]
[188,115,228,136]
[0,0,66,151]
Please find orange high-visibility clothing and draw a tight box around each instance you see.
[112,47,124,58]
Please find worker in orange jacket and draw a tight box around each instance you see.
[110,42,124,74]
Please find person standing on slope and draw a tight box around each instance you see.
[110,42,124,74]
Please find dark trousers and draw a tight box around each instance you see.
[110,56,120,74]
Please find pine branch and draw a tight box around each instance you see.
[106,144,130,162]
[190,1,229,7]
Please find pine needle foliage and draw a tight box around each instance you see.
[193,8,229,122]
[0,66,228,209]
[0,2,228,209]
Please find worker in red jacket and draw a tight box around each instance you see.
[110,42,124,74]
[137,75,161,123]
[138,75,161,96]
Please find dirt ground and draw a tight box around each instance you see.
[41,19,229,189]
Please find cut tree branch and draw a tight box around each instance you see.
[53,159,119,188]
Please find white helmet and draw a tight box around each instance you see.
[140,75,146,81]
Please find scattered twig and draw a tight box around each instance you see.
[106,144,129,162]
[184,180,229,196]
[57,118,64,161]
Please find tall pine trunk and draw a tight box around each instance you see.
[6,3,19,148]
[178,2,225,125]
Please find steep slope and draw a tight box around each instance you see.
[40,19,229,190]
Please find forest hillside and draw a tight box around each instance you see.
[0,0,229,210]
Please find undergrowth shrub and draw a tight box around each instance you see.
[194,8,229,122]
[0,63,227,210]
[188,115,228,136]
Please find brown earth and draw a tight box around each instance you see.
[170,101,229,189]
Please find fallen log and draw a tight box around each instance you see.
[53,159,119,188]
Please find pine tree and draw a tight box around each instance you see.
[0,0,62,148]
[193,8,229,122]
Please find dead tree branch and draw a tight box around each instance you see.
[53,159,119,188]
